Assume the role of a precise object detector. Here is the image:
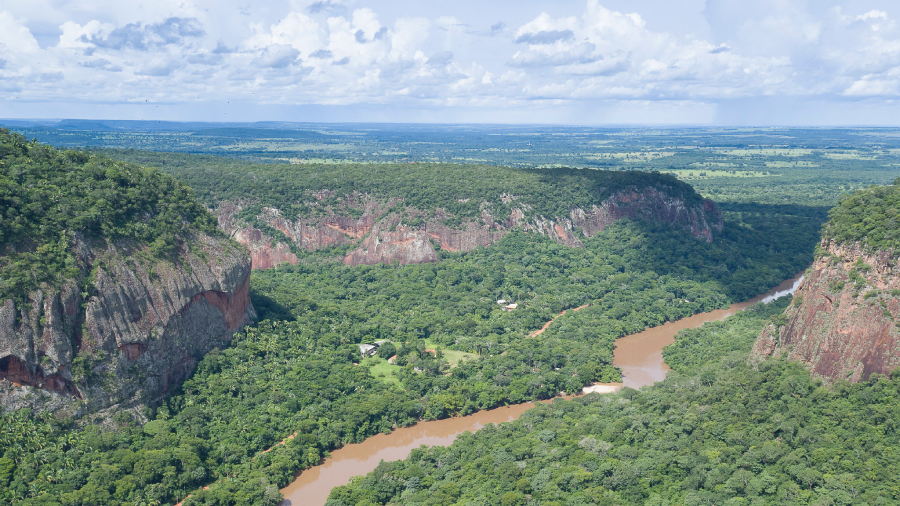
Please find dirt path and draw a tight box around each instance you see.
[530,304,589,337]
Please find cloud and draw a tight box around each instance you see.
[515,29,574,44]
[557,53,630,76]
[135,61,182,76]
[252,44,301,68]
[213,42,236,54]
[843,78,898,96]
[427,51,453,66]
[36,72,64,82]
[186,52,223,65]
[249,12,322,55]
[856,10,888,22]
[4,0,900,121]
[60,20,113,49]
[509,42,597,68]
[308,1,347,15]
[80,58,123,72]
[81,17,204,51]
[0,11,40,53]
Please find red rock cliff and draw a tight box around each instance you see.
[0,232,255,415]
[752,240,900,383]
[218,187,723,269]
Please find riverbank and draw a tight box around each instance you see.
[280,271,805,505]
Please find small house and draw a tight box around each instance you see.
[359,344,378,358]
[502,303,518,312]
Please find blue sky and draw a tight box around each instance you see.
[2,0,900,125]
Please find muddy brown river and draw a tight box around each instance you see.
[281,273,805,505]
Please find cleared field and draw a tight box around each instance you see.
[765,161,820,167]
[218,142,357,152]
[425,341,478,367]
[823,152,877,160]
[588,151,675,161]
[361,357,402,385]
[689,162,739,168]
[722,148,813,156]
[667,169,776,179]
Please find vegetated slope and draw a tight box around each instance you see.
[0,145,820,506]
[330,296,900,506]
[0,223,809,506]
[753,178,900,383]
[0,130,254,416]
[98,150,726,268]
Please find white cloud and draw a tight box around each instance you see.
[248,12,322,55]
[0,11,40,53]
[1,0,900,123]
[59,20,114,49]
[843,78,899,96]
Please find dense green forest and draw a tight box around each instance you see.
[329,296,900,505]
[0,129,220,303]
[0,131,862,506]
[250,215,812,355]
[85,148,707,226]
[0,214,812,505]
[823,178,900,252]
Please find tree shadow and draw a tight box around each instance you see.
[250,290,295,322]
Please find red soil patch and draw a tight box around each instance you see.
[531,304,589,337]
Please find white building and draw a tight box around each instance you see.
[359,344,378,358]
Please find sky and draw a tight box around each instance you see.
[2,0,900,125]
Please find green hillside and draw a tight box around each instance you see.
[1,139,823,506]
[823,178,900,252]
[113,150,705,222]
[0,130,220,303]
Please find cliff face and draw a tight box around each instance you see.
[0,233,255,415]
[218,187,723,269]
[752,240,900,383]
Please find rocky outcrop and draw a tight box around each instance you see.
[216,186,723,269]
[233,228,299,270]
[345,220,438,266]
[570,189,723,243]
[752,240,900,383]
[0,233,255,415]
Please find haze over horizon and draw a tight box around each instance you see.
[3,0,900,125]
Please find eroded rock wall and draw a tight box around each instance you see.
[752,241,900,383]
[0,233,255,415]
[217,187,723,269]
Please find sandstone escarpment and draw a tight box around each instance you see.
[752,240,900,383]
[218,186,723,269]
[0,233,255,415]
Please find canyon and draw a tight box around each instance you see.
[216,186,724,269]
[753,239,900,383]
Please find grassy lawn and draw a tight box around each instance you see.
[362,343,478,386]
[361,357,402,385]
[424,341,479,367]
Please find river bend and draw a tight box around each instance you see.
[281,273,805,505]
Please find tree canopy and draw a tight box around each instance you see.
[0,129,221,303]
